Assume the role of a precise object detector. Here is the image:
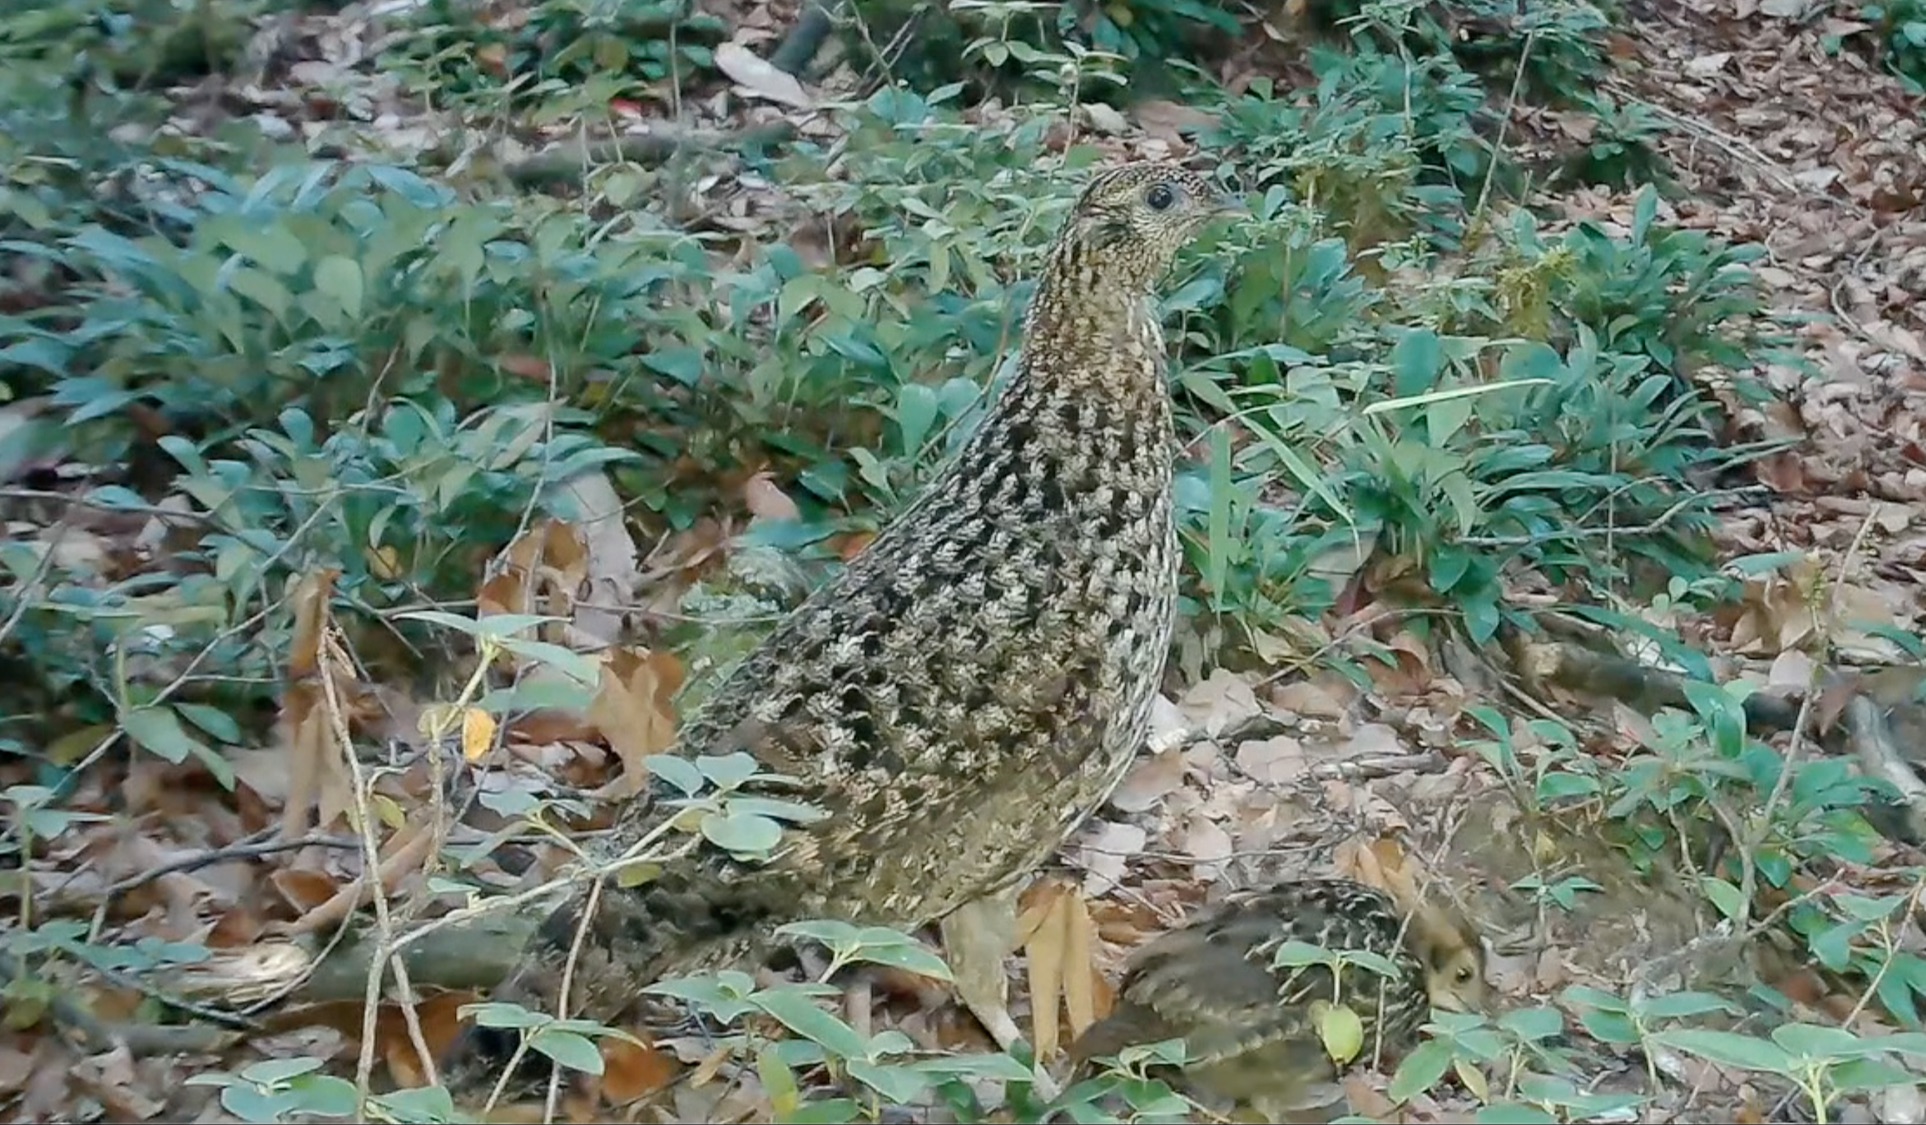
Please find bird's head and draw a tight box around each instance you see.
[1053,161,1242,291]
[1412,903,1491,1014]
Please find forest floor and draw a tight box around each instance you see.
[2,0,1925,1122]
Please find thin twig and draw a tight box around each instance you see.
[319,627,440,1100]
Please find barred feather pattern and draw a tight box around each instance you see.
[1068,877,1487,1116]
[444,163,1229,1087]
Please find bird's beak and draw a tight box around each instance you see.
[1212,190,1250,218]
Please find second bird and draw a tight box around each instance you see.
[1070,877,1490,1123]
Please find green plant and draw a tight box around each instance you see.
[381,0,728,117]
[1863,0,1926,91]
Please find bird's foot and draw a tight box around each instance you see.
[940,889,1063,1102]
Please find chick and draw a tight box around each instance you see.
[1070,878,1488,1123]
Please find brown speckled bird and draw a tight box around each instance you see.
[444,162,1238,1095]
[1069,878,1489,1124]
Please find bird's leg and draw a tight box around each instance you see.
[941,888,1023,1050]
[940,888,1062,1100]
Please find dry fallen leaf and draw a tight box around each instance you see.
[1016,878,1110,1060]
[1109,746,1186,812]
[589,648,685,797]
[743,470,802,522]
[714,41,814,109]
[278,569,355,839]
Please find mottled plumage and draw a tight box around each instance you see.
[444,163,1236,1094]
[1070,878,1489,1123]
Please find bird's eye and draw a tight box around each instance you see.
[1456,967,1474,983]
[1145,183,1178,211]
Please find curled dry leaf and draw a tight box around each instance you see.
[480,519,590,648]
[279,569,357,840]
[590,647,685,798]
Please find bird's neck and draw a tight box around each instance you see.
[1007,246,1171,412]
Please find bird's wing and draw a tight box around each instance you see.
[1112,917,1313,1067]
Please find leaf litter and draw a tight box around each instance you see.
[7,2,1926,1122]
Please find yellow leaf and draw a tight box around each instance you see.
[1025,890,1067,1060]
[1455,1058,1489,1101]
[372,793,407,830]
[1312,1000,1364,1065]
[460,707,497,762]
[757,1045,801,1118]
[1062,891,1098,1037]
[365,545,403,581]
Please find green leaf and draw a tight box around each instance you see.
[494,638,601,687]
[121,705,203,765]
[1344,949,1403,979]
[1655,1029,1794,1073]
[1637,991,1736,1022]
[1314,1001,1364,1065]
[776,920,864,947]
[700,811,783,854]
[846,1059,934,1103]
[895,382,940,457]
[697,752,762,791]
[242,1057,328,1084]
[1473,1103,1559,1124]
[287,1075,359,1118]
[1577,1008,1637,1044]
[644,755,705,796]
[787,1100,862,1124]
[1771,1022,1871,1060]
[220,220,309,275]
[371,1084,457,1123]
[1699,876,1744,922]
[176,702,242,744]
[462,1001,550,1029]
[1270,940,1338,968]
[752,988,872,1059]
[529,1028,604,1074]
[915,1052,1035,1081]
[725,796,829,825]
[845,938,953,981]
[313,255,365,320]
[1497,1006,1564,1041]
[642,346,704,386]
[122,705,232,788]
[1389,1038,1452,1101]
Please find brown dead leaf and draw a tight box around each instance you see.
[601,1035,681,1105]
[73,1044,164,1120]
[383,993,472,1087]
[743,471,802,522]
[1016,879,1108,1059]
[1235,735,1307,785]
[279,820,436,937]
[479,519,590,646]
[279,569,355,840]
[498,353,552,382]
[1108,745,1186,812]
[589,648,684,797]
[270,867,340,913]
